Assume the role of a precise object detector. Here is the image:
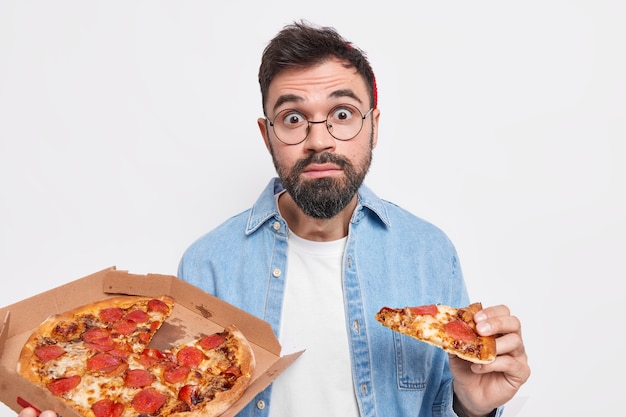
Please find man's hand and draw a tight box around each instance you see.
[449,304,531,417]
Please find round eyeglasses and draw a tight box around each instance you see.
[267,103,374,145]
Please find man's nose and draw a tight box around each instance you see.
[304,120,335,150]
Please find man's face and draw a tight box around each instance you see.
[257,58,380,219]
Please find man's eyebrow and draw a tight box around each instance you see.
[272,94,303,113]
[329,89,363,104]
[272,89,364,113]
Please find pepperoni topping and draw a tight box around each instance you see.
[87,353,124,373]
[163,365,190,384]
[224,365,241,378]
[137,330,153,344]
[150,321,161,332]
[99,307,124,323]
[198,334,226,350]
[82,328,113,345]
[157,359,177,371]
[131,388,167,415]
[34,345,65,362]
[409,304,439,316]
[91,399,124,417]
[112,319,138,336]
[176,346,204,368]
[111,362,129,376]
[147,299,170,314]
[108,348,131,359]
[82,328,116,353]
[47,375,81,396]
[178,385,203,406]
[444,320,477,343]
[124,369,155,388]
[137,348,167,367]
[124,310,149,323]
[84,342,115,352]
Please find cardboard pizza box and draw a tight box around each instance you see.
[0,266,303,417]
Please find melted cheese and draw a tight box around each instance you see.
[43,343,88,378]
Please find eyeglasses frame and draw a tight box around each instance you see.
[266,104,374,145]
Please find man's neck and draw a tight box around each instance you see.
[278,192,356,241]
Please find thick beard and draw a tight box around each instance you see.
[273,150,372,219]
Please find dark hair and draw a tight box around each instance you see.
[258,20,377,114]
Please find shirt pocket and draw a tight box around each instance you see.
[392,332,434,390]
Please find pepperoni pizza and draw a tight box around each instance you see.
[17,295,255,417]
[375,302,496,364]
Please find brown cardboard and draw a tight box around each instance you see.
[0,267,303,416]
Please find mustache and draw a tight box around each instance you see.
[293,152,349,173]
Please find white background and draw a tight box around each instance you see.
[1,1,624,416]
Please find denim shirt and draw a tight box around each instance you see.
[178,178,502,417]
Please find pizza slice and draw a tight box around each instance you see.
[375,302,496,364]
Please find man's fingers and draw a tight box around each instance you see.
[18,408,57,417]
[18,408,38,417]
[475,306,522,337]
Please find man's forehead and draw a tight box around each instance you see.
[267,60,368,111]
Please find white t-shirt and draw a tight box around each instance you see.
[268,231,360,416]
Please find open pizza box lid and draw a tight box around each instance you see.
[0,266,303,416]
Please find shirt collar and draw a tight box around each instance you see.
[246,177,391,235]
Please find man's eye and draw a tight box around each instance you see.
[282,112,306,126]
[331,107,354,122]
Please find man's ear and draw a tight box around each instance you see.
[257,117,271,151]
[371,108,380,149]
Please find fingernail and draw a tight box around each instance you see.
[476,322,491,334]
[474,312,487,322]
[471,364,483,372]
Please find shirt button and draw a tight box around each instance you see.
[353,320,360,333]
[256,400,266,410]
[273,221,281,231]
[272,268,282,278]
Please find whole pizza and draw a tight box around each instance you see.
[17,295,255,417]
